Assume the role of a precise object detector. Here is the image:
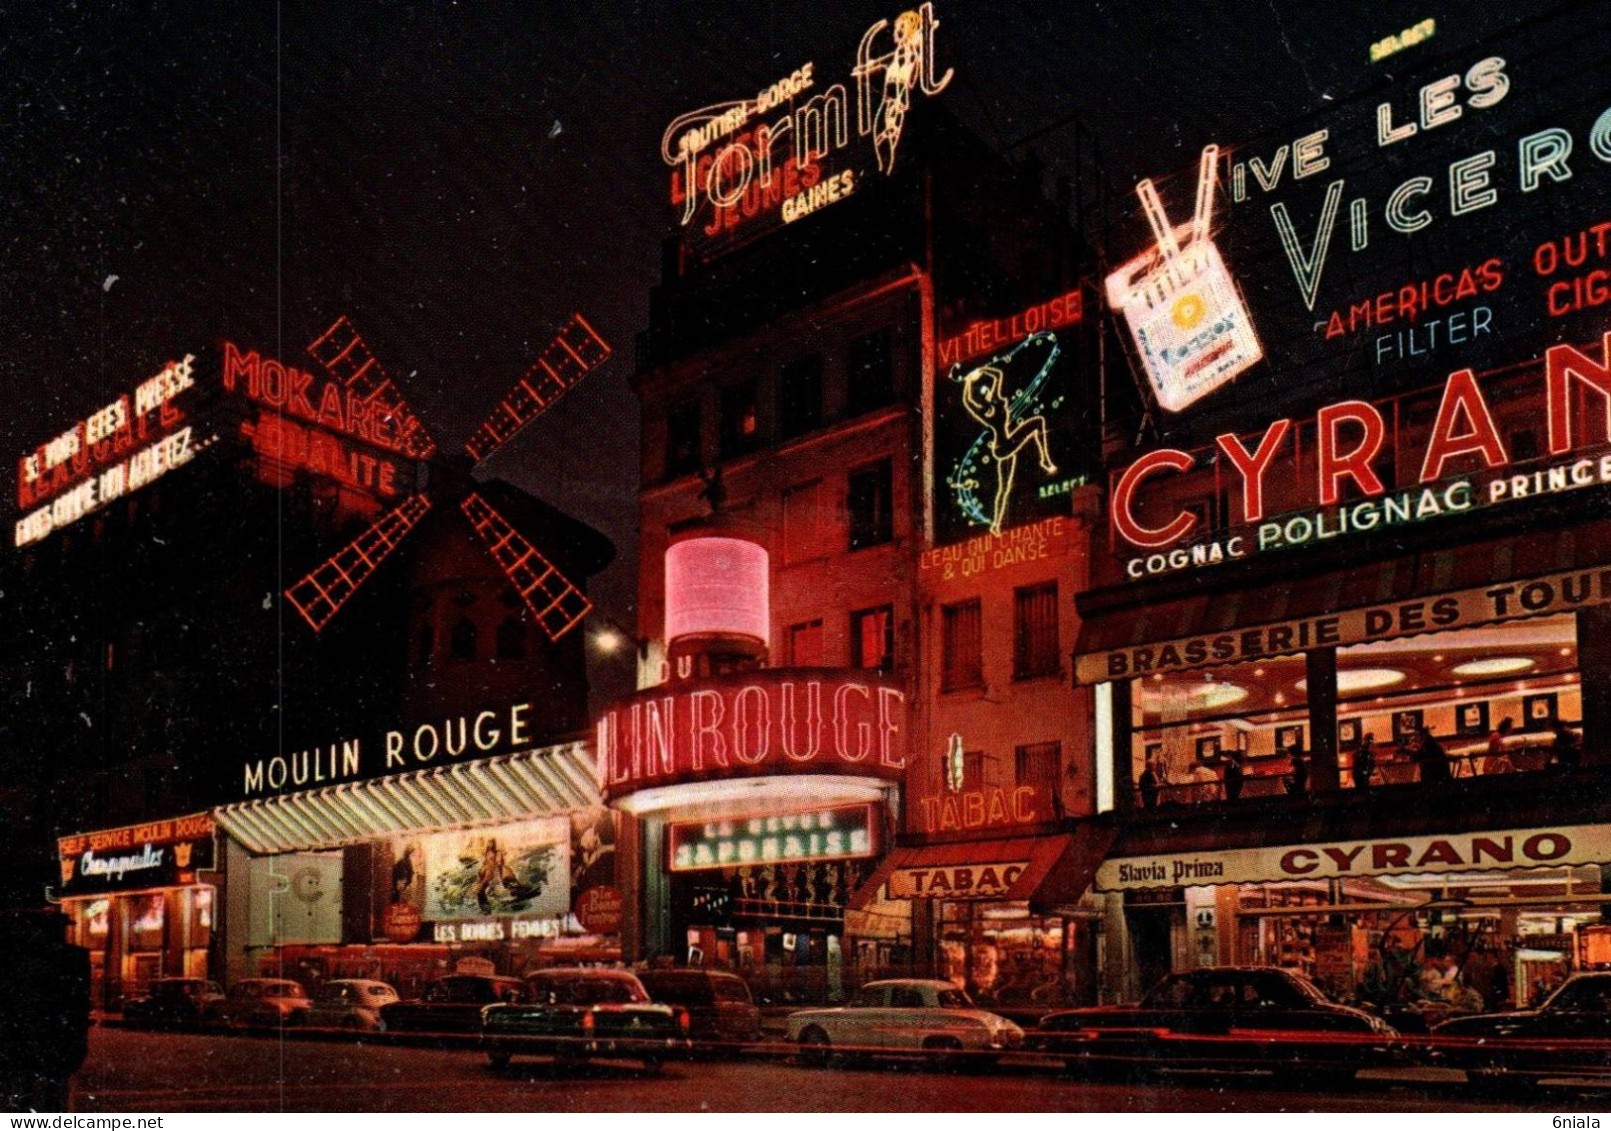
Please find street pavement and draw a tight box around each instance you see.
[68,1027,1586,1112]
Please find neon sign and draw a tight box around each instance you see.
[669,804,876,871]
[1111,324,1611,578]
[595,670,907,802]
[663,3,952,258]
[15,355,202,548]
[1106,145,1263,413]
[915,785,1047,835]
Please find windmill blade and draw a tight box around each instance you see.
[307,316,438,460]
[460,491,592,642]
[464,313,611,463]
[285,494,433,631]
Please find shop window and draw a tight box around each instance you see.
[962,750,987,790]
[719,379,760,459]
[665,400,702,478]
[1336,613,1579,787]
[496,615,525,660]
[941,599,983,692]
[847,460,893,551]
[782,480,830,564]
[1013,581,1060,679]
[779,353,824,438]
[850,605,894,672]
[846,328,894,414]
[450,616,478,660]
[789,620,824,667]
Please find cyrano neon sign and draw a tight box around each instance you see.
[663,4,952,248]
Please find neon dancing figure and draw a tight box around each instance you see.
[948,332,1060,537]
[855,4,953,174]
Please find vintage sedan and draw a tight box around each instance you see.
[123,978,224,1028]
[210,978,314,1029]
[380,974,526,1033]
[1037,966,1398,1081]
[786,979,1024,1066]
[1432,972,1611,1086]
[481,968,690,1072]
[304,979,399,1031]
[637,969,762,1050]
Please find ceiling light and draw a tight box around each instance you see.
[1452,657,1535,677]
[1295,668,1405,694]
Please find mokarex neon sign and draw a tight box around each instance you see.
[1113,324,1611,578]
[662,4,952,255]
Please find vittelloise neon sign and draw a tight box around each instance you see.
[663,4,952,243]
[1113,325,1611,577]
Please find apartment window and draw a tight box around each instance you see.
[846,327,894,413]
[850,605,894,672]
[496,615,526,661]
[665,400,702,478]
[847,460,893,551]
[962,751,987,791]
[450,616,478,660]
[941,599,983,691]
[779,354,824,439]
[1013,581,1060,680]
[1016,741,1062,812]
[719,379,760,458]
[789,620,824,667]
[782,480,830,565]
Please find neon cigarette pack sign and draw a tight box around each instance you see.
[15,355,203,548]
[1106,5,1611,445]
[662,3,952,261]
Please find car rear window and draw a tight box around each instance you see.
[713,978,752,1004]
[639,973,715,1005]
[529,975,647,1005]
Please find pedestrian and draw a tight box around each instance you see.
[1353,733,1376,789]
[1222,747,1245,802]
[1482,716,1515,776]
[1553,720,1582,769]
[1416,725,1451,783]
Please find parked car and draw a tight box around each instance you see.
[786,979,1024,1067]
[1037,966,1398,1081]
[637,969,762,1051]
[123,978,224,1028]
[379,974,526,1033]
[1431,972,1611,1085]
[304,979,399,1031]
[481,968,690,1073]
[211,978,313,1029]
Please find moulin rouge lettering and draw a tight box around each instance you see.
[596,675,907,798]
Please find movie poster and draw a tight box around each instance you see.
[420,818,571,920]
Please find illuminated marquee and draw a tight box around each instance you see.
[1112,325,1611,578]
[15,355,202,548]
[669,804,877,871]
[662,3,952,258]
[595,670,907,802]
[57,814,216,897]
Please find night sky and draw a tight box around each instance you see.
[0,0,1562,661]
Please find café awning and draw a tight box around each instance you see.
[213,741,598,855]
[848,820,1115,911]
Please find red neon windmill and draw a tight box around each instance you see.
[283,312,611,642]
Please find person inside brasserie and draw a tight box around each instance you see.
[1189,755,1219,803]
[1552,719,1582,768]
[1353,732,1376,789]
[1222,746,1245,802]
[1482,716,1516,776]
[1137,752,1160,808]
[1414,724,1452,783]
[1284,738,1309,795]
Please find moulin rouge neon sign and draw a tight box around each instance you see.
[662,4,952,244]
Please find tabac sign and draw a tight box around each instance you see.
[1096,823,1611,891]
[662,3,953,261]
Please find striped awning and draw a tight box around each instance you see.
[213,742,599,855]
